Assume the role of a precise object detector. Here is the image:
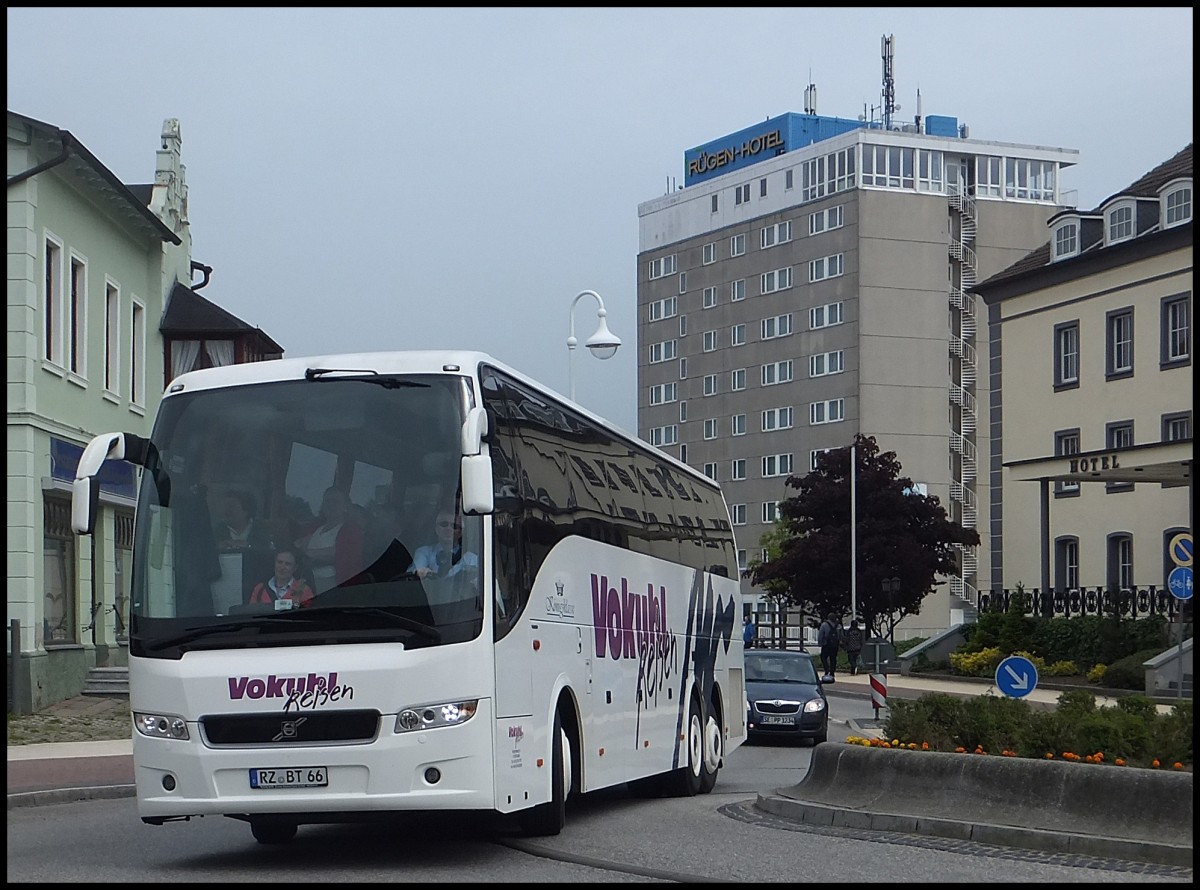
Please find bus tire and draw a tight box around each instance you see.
[519,711,570,836]
[664,695,704,797]
[250,816,297,845]
[698,707,722,794]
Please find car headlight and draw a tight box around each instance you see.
[803,699,826,713]
[134,711,189,740]
[395,699,479,733]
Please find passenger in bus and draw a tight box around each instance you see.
[213,490,273,553]
[408,509,479,579]
[295,487,364,594]
[248,548,314,608]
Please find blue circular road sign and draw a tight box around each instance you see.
[995,655,1039,699]
[1168,566,1193,601]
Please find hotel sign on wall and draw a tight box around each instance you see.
[687,129,785,178]
[1067,453,1120,476]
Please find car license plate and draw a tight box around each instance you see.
[760,715,793,726]
[249,767,328,789]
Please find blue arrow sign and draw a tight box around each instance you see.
[1168,566,1193,601]
[995,655,1039,699]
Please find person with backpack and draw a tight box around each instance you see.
[843,616,865,676]
[817,611,841,682]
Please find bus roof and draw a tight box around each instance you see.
[163,350,720,493]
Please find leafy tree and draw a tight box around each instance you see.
[746,434,980,639]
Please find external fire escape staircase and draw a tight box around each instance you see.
[948,185,979,620]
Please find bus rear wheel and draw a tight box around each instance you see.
[699,708,722,794]
[519,711,571,836]
[250,816,297,845]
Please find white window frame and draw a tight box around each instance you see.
[103,280,120,396]
[731,323,746,346]
[703,462,717,480]
[130,298,146,409]
[43,234,65,366]
[809,205,844,236]
[648,296,677,322]
[1163,181,1192,228]
[809,253,845,283]
[731,414,746,436]
[649,382,677,405]
[731,504,747,526]
[703,418,718,440]
[761,407,794,432]
[760,266,794,295]
[810,448,833,471]
[1105,201,1135,245]
[648,339,677,364]
[703,374,718,397]
[731,368,746,391]
[703,330,718,353]
[730,233,746,257]
[702,242,717,265]
[730,279,746,302]
[761,314,793,340]
[761,501,779,523]
[809,399,845,425]
[650,424,678,447]
[761,360,793,386]
[1052,220,1079,261]
[648,254,677,280]
[809,350,844,378]
[762,453,793,478]
[809,302,844,330]
[703,286,718,309]
[731,459,747,481]
[68,253,88,379]
[760,220,792,249]
[734,183,750,206]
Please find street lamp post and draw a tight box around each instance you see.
[567,289,622,402]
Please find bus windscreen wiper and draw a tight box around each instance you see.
[303,368,427,389]
[143,617,301,651]
[288,607,442,642]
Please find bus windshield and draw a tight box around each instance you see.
[129,373,483,658]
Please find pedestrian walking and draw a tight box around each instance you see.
[843,617,865,676]
[817,611,841,682]
[743,614,757,649]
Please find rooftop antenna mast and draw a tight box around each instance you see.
[881,34,896,130]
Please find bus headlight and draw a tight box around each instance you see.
[134,712,190,740]
[395,699,479,733]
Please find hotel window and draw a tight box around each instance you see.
[731,504,746,526]
[760,220,792,249]
[649,382,677,405]
[1054,429,1081,496]
[679,357,687,379]
[730,233,746,256]
[731,414,746,436]
[1004,158,1056,201]
[761,501,779,523]
[43,236,64,364]
[862,144,914,189]
[1161,294,1190,366]
[1054,321,1080,389]
[1106,308,1134,378]
[759,177,768,198]
[917,150,944,192]
[678,272,687,294]
[678,443,686,463]
[809,399,845,425]
[703,331,718,353]
[974,155,1003,197]
[809,350,844,378]
[1106,203,1134,244]
[737,549,748,572]
[1106,421,1134,492]
[730,279,746,302]
[703,418,718,440]
[1106,533,1133,592]
[762,453,792,478]
[761,360,793,386]
[1055,537,1080,591]
[703,374,718,396]
[104,282,120,394]
[130,299,146,408]
[785,169,794,190]
[679,401,687,423]
[1163,183,1192,227]
[809,301,843,329]
[703,286,718,309]
[68,256,86,376]
[761,406,793,431]
[648,296,677,321]
[648,339,677,364]
[711,194,719,213]
[730,324,746,346]
[730,368,746,391]
[703,462,717,480]
[809,253,844,283]
[1052,221,1079,261]
[648,254,677,280]
[1162,412,1191,442]
[760,266,793,294]
[649,425,678,447]
[761,314,792,340]
[703,242,717,265]
[43,496,77,644]
[731,459,747,481]
[679,316,687,337]
[810,448,833,471]
[809,205,844,235]
[734,183,750,205]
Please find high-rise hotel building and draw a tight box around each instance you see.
[636,109,1078,637]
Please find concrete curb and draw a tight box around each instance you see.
[7,784,135,810]
[752,793,1192,868]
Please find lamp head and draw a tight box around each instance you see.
[585,310,621,360]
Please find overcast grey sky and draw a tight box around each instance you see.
[7,7,1193,431]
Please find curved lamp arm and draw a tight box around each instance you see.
[567,289,622,402]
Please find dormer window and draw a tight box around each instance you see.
[1105,201,1135,245]
[1162,179,1192,228]
[1051,219,1079,261]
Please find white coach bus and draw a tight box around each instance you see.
[71,351,745,844]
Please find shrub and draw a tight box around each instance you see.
[949,646,1002,677]
[1086,663,1107,684]
[1044,659,1079,677]
[1148,700,1194,765]
[1102,648,1162,690]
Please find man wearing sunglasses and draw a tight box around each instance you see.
[408,508,479,580]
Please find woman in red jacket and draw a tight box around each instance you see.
[249,548,314,607]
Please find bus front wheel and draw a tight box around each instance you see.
[665,696,704,797]
[519,711,571,836]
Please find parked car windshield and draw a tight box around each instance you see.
[745,652,819,684]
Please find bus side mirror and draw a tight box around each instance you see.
[71,431,148,535]
[461,454,494,515]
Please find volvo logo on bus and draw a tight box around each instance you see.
[273,716,308,742]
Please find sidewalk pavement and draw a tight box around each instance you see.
[6,672,1179,808]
